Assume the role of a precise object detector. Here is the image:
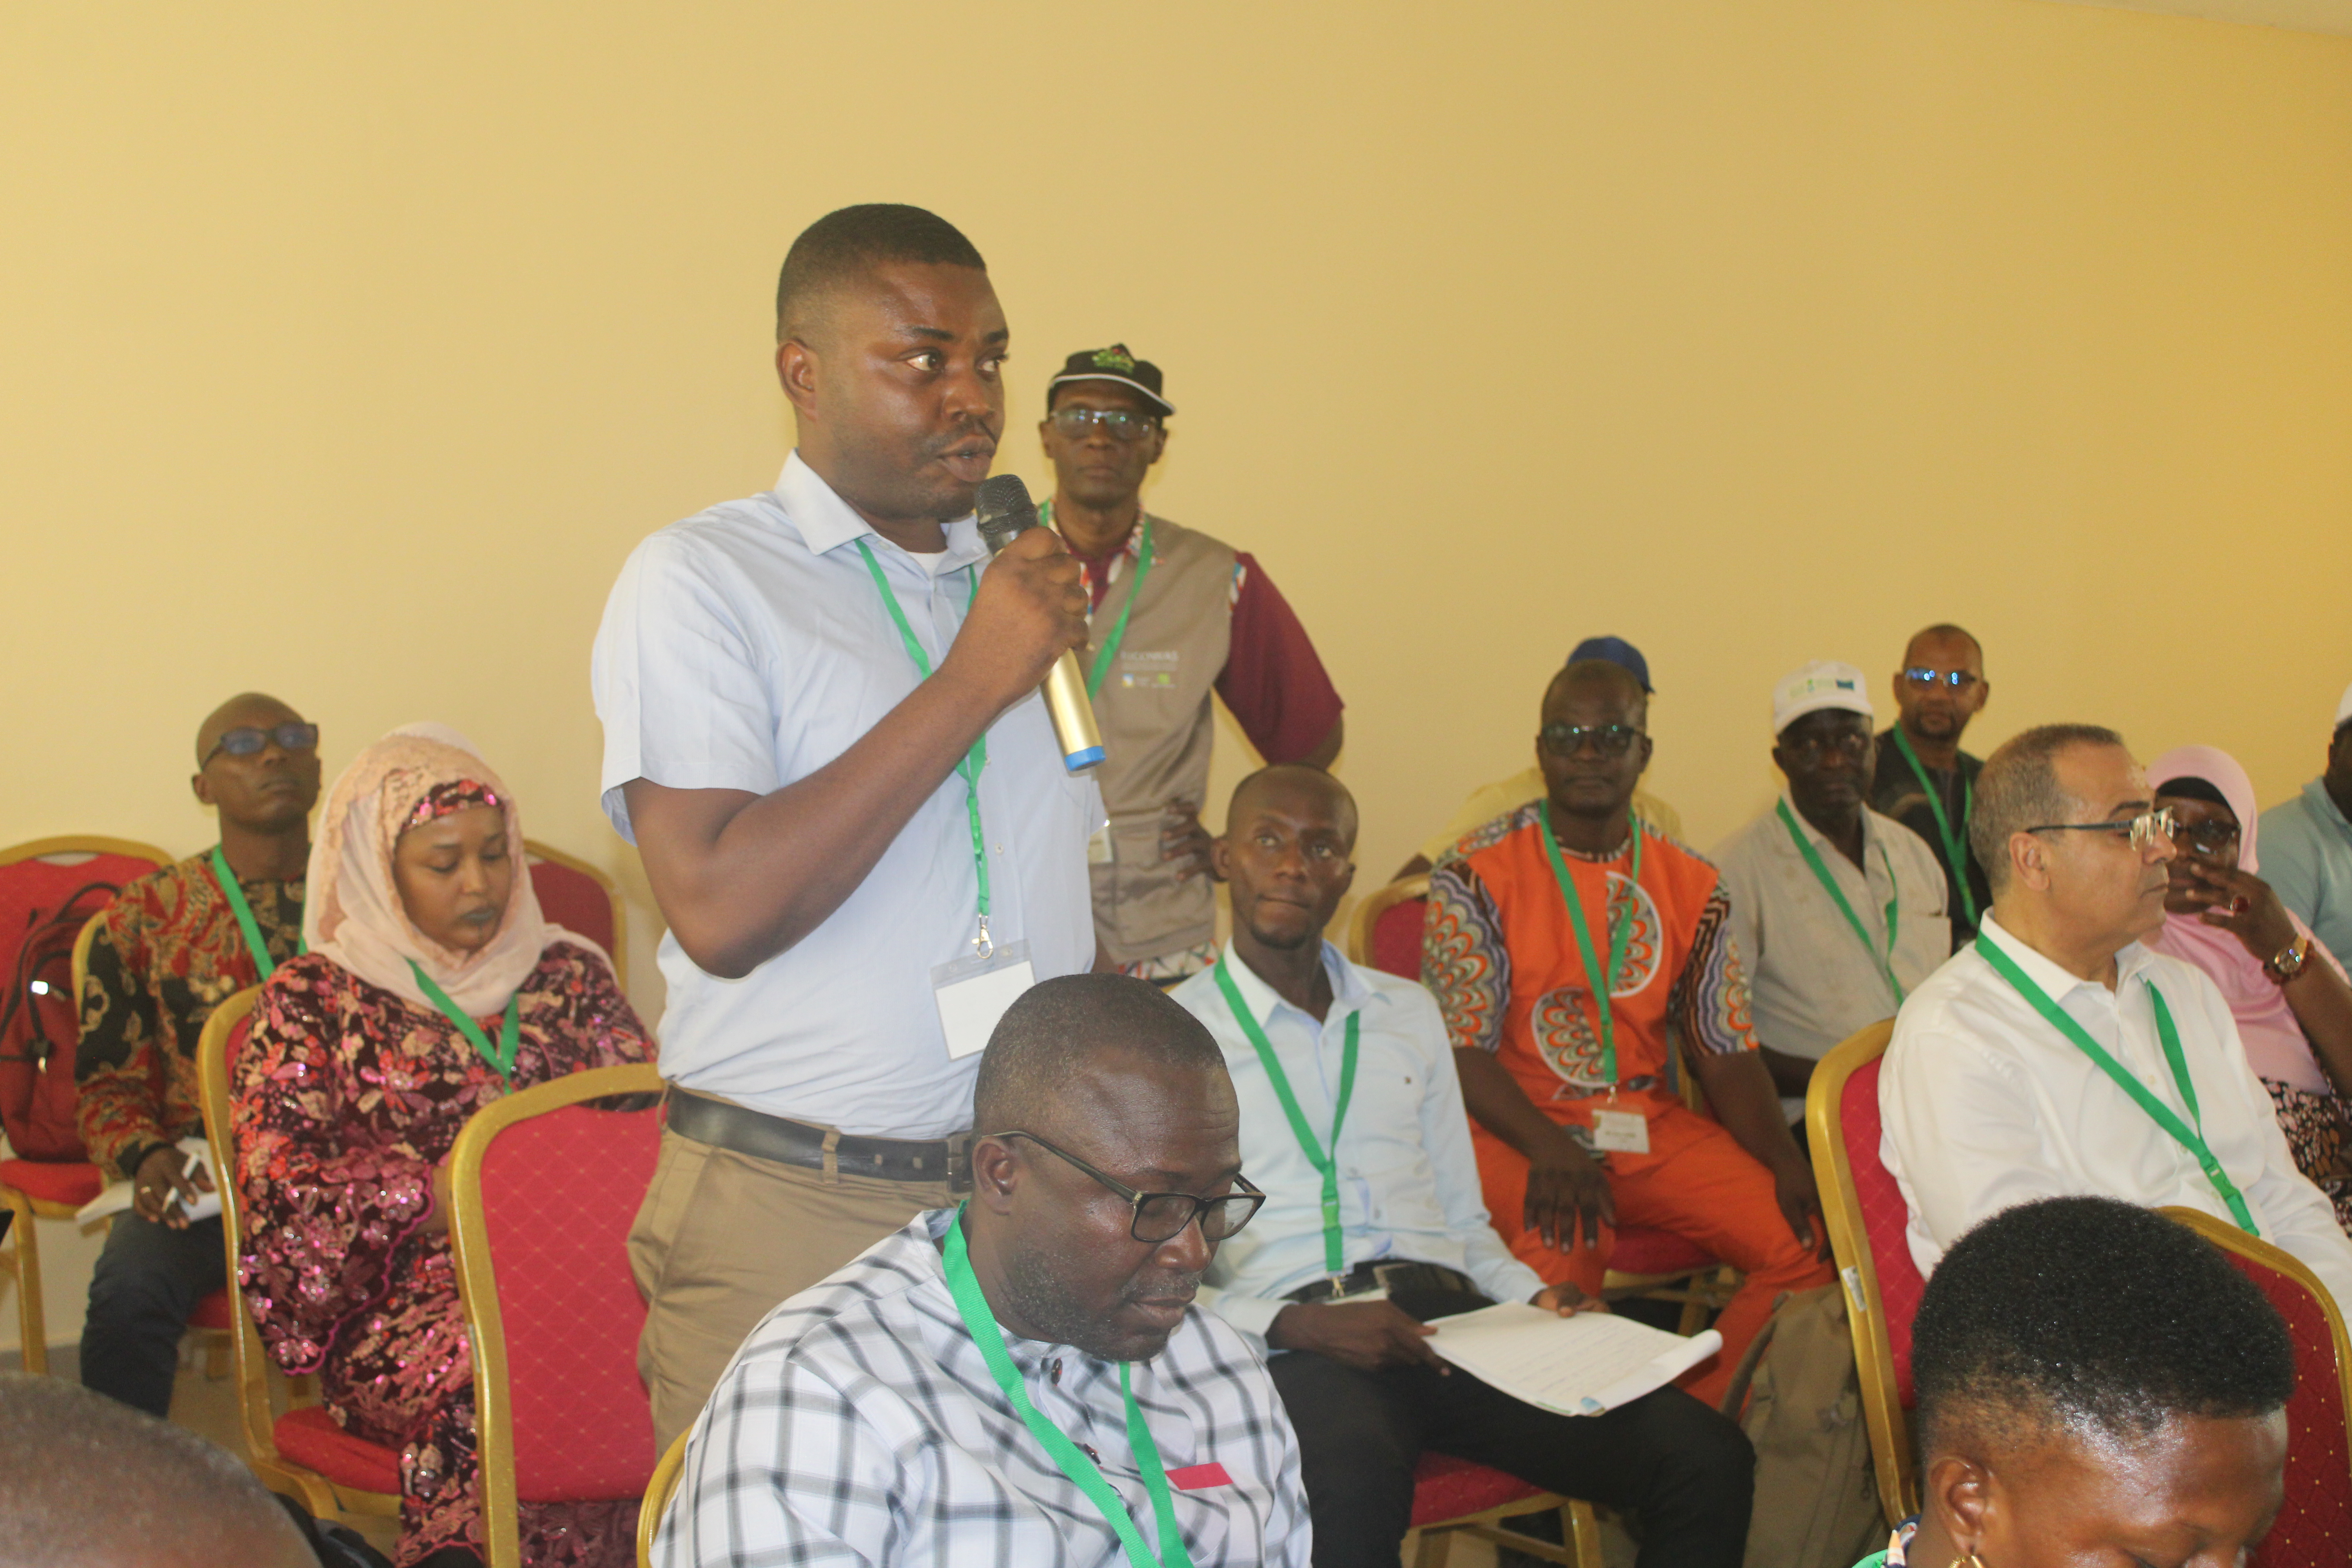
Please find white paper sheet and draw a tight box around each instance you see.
[1424,1301,1722,1416]
[76,1136,221,1225]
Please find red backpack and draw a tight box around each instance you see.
[0,882,118,1163]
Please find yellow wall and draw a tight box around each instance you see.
[6,0,2351,1019]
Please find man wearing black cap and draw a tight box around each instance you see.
[1041,345,1345,985]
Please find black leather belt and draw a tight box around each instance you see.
[667,1090,972,1193]
[1284,1260,1476,1305]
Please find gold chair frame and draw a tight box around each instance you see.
[524,840,629,987]
[636,1430,689,1568]
[1804,1018,1909,1526]
[0,835,173,1375]
[1405,1492,1603,1567]
[196,986,401,1518]
[447,1060,666,1568]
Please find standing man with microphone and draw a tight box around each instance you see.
[593,205,1102,1450]
[1040,346,1345,985]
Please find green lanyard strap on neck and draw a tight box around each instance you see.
[1973,933,2256,1236]
[406,960,521,1085]
[1891,727,1976,926]
[1213,961,1359,1280]
[1537,800,1643,1087]
[1774,801,1905,1007]
[942,1208,1194,1568]
[854,538,993,947]
[208,845,303,982]
[1041,503,1160,702]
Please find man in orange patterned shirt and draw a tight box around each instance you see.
[1423,659,1829,1393]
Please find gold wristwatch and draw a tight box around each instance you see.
[2265,936,2312,986]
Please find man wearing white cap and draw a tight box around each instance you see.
[1711,662,1952,1129]
[2259,680,2352,969]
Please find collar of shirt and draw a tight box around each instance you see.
[777,449,989,573]
[1214,936,1381,1032]
[2305,776,2352,837]
[1777,788,1897,877]
[1976,909,2161,1004]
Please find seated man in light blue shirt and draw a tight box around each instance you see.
[2260,679,2352,965]
[1172,766,1753,1568]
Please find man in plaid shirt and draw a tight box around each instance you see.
[655,975,1311,1567]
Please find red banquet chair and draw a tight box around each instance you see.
[1,835,171,1374]
[1806,1020,1922,1527]
[1347,875,1429,980]
[1404,1450,1602,1567]
[524,841,627,987]
[2161,1207,2352,1566]
[448,1060,667,1568]
[198,988,402,1519]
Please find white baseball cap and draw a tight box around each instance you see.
[1773,660,1875,733]
[2335,679,2352,729]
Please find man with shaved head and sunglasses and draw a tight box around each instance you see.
[655,973,1308,1568]
[1881,722,2352,1314]
[71,691,320,1415]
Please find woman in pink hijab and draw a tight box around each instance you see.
[2149,745,2352,1229]
[232,726,654,1568]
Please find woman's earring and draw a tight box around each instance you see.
[1948,1556,1986,1568]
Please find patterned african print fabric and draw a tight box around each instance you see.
[1423,802,1757,1136]
[2264,1078,2352,1233]
[75,851,303,1180]
[234,941,653,1568]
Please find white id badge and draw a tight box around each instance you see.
[1590,1108,1651,1155]
[1087,823,1114,865]
[933,940,1036,1060]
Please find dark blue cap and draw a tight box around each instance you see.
[1569,636,1653,693]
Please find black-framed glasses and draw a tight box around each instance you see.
[993,1130,1265,1244]
[1779,730,1873,766]
[2025,806,2176,853]
[1538,722,1645,759]
[202,722,319,767]
[1901,666,1982,692]
[1049,407,1158,443]
[2167,818,2241,858]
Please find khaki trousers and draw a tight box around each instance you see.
[629,1124,953,1451]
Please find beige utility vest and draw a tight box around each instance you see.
[1078,514,1236,965]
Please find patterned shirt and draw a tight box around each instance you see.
[656,1209,1312,1568]
[1423,803,1758,1139]
[75,852,303,1180]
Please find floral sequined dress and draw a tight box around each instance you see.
[234,940,653,1567]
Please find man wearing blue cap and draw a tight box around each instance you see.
[1399,638,1682,879]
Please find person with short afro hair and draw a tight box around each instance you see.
[1863,1194,2295,1566]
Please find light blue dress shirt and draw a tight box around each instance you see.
[1173,940,1544,1345]
[591,453,1103,1138]
[2261,778,2352,970]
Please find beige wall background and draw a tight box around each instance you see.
[6,0,2351,1054]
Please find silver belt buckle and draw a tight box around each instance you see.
[1330,1264,1399,1304]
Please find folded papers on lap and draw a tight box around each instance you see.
[1425,1303,1721,1416]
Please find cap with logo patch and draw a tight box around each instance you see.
[1773,660,1875,734]
[1047,344,1174,418]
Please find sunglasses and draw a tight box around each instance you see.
[993,1130,1264,1245]
[2025,806,2176,853]
[1901,666,1982,692]
[1539,722,1645,760]
[202,722,319,767]
[1049,407,1160,443]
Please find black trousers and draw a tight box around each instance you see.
[79,1210,224,1417]
[1267,1283,1753,1568]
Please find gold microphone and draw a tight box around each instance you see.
[974,474,1106,773]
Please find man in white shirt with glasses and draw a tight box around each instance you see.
[1881,723,2352,1312]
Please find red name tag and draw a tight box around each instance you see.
[1164,1462,1233,1492]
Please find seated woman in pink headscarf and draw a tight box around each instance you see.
[232,726,654,1568]
[2149,745,2352,1230]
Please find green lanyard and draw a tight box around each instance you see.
[854,538,993,951]
[942,1209,1194,1568]
[1538,800,1643,1086]
[1774,801,1905,1007]
[406,960,520,1085]
[1213,962,1360,1281]
[1974,934,2257,1236]
[207,845,302,982]
[1042,502,1159,701]
[1890,727,1976,926]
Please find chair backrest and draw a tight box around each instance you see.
[524,841,626,984]
[195,989,294,1478]
[1347,874,1429,979]
[2161,1208,2352,1564]
[0,836,171,1009]
[1806,1019,1920,1526]
[449,1061,667,1568]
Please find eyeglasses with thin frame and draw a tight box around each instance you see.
[202,722,320,767]
[992,1130,1265,1244]
[1538,722,1645,759]
[1901,666,1982,692]
[1048,407,1159,443]
[1778,729,1873,766]
[2024,806,2176,853]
